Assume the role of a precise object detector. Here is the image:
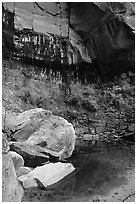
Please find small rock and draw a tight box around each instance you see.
[96,126,105,134]
[9,151,24,171]
[128,124,135,132]
[18,162,75,189]
[83,134,93,141]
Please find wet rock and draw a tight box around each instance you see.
[16,166,33,177]
[128,124,135,132]
[2,138,24,201]
[18,162,75,189]
[9,151,24,171]
[83,134,93,141]
[10,108,75,160]
[10,142,49,168]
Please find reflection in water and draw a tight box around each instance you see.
[23,155,128,202]
[52,157,127,201]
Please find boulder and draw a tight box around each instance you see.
[2,137,24,202]
[10,108,75,160]
[8,108,52,142]
[10,142,49,168]
[9,151,24,171]
[18,162,75,189]
[16,166,33,177]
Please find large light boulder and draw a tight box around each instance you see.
[2,135,24,202]
[18,162,75,189]
[10,108,76,160]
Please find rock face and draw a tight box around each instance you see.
[9,151,24,171]
[18,162,75,189]
[10,108,76,160]
[2,135,24,202]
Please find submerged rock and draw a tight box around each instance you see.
[10,108,76,160]
[18,162,75,189]
[9,151,24,171]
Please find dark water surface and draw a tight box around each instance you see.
[22,143,135,202]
